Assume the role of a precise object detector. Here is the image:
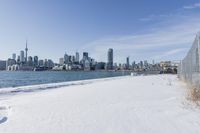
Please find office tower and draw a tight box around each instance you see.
[152,60,155,65]
[144,60,148,67]
[75,52,79,62]
[59,58,64,65]
[39,60,44,67]
[25,40,28,63]
[126,57,129,69]
[132,61,136,69]
[140,61,143,68]
[20,50,25,62]
[107,48,113,70]
[64,52,68,64]
[33,56,39,67]
[68,56,72,63]
[12,53,16,60]
[72,56,75,63]
[28,56,33,66]
[83,52,88,60]
[44,59,48,67]
[47,59,54,68]
[17,56,20,64]
[0,60,6,70]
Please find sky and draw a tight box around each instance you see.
[0,0,200,63]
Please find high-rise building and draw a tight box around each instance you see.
[17,55,20,63]
[20,50,25,63]
[25,40,28,63]
[44,59,48,67]
[28,56,33,66]
[144,60,148,67]
[140,61,143,68]
[75,52,79,62]
[33,56,39,67]
[47,59,54,68]
[0,60,6,70]
[83,52,88,60]
[72,56,75,63]
[126,57,129,69]
[64,53,68,64]
[59,58,64,65]
[12,53,16,60]
[39,60,44,67]
[107,48,113,70]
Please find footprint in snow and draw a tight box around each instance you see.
[0,106,11,124]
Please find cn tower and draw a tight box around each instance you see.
[25,40,28,63]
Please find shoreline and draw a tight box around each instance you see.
[0,75,131,96]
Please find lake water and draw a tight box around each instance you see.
[0,71,130,88]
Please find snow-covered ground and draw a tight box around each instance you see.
[0,74,200,133]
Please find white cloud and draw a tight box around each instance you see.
[81,5,200,63]
[183,2,200,9]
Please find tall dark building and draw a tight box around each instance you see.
[107,48,113,70]
[34,56,39,67]
[83,52,88,60]
[126,56,129,69]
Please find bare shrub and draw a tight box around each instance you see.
[187,85,200,105]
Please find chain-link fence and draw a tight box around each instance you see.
[178,33,200,88]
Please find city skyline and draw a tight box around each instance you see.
[0,0,200,63]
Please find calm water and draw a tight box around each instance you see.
[0,71,130,88]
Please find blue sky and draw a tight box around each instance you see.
[0,0,200,63]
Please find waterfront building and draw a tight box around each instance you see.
[144,60,148,67]
[132,61,136,69]
[95,62,106,70]
[83,52,89,60]
[17,56,20,64]
[72,56,75,63]
[44,59,48,67]
[140,61,143,68]
[59,58,64,65]
[28,56,33,66]
[107,48,113,70]
[0,60,6,70]
[12,53,16,61]
[64,53,68,64]
[39,60,44,67]
[68,56,72,63]
[20,50,25,63]
[6,58,16,70]
[126,57,130,69]
[47,59,54,69]
[75,52,79,62]
[84,59,90,71]
[33,56,39,67]
[152,60,155,65]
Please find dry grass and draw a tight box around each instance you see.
[187,85,200,105]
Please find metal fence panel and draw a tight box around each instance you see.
[178,33,200,88]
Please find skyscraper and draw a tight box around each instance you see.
[28,56,33,66]
[126,56,129,69]
[20,50,25,63]
[83,52,88,60]
[12,53,16,61]
[34,56,39,67]
[25,40,28,63]
[64,52,68,64]
[75,52,79,62]
[107,48,113,70]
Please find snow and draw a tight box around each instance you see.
[0,74,200,133]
